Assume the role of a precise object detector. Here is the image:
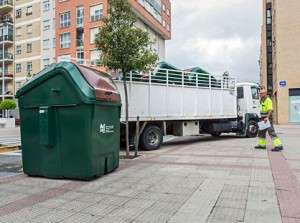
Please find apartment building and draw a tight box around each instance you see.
[260,0,300,124]
[1,0,171,103]
[14,0,55,91]
[56,0,171,66]
[0,0,14,102]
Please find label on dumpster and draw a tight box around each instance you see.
[100,124,114,133]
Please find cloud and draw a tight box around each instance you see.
[166,0,262,83]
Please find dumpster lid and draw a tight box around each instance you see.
[16,62,120,104]
[76,65,120,103]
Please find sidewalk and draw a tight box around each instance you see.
[0,125,299,222]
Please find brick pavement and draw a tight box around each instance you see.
[0,125,298,222]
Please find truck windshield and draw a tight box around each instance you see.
[251,86,259,99]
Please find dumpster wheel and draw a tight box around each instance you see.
[140,126,163,151]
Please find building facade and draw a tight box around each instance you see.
[260,0,300,124]
[1,0,171,104]
[56,0,171,66]
[0,0,14,102]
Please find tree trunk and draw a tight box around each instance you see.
[122,72,130,158]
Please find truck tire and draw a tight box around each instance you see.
[246,120,259,138]
[140,126,163,151]
[211,132,222,137]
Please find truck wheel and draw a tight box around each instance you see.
[211,132,222,137]
[246,120,259,138]
[140,126,163,151]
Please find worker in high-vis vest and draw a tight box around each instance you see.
[255,89,283,152]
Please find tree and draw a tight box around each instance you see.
[0,99,16,118]
[95,0,158,157]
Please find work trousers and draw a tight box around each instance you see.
[257,119,282,147]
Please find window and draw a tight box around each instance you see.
[16,64,21,73]
[43,39,50,49]
[167,8,170,16]
[267,38,272,46]
[16,46,22,55]
[237,87,244,99]
[162,4,165,11]
[27,24,32,34]
[76,6,84,26]
[251,87,259,100]
[76,49,84,64]
[266,9,272,25]
[90,50,100,66]
[26,6,32,16]
[43,59,50,68]
[27,43,32,52]
[43,0,50,11]
[162,20,166,27]
[60,12,70,28]
[16,9,22,18]
[90,27,100,43]
[60,33,70,48]
[53,38,56,48]
[16,27,22,36]
[27,62,33,71]
[58,54,71,62]
[43,20,50,30]
[90,4,103,21]
[167,24,170,31]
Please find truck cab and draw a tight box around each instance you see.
[236,83,261,137]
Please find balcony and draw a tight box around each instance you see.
[0,89,14,98]
[0,34,13,47]
[0,71,13,81]
[1,13,13,24]
[0,0,13,14]
[76,39,84,48]
[0,52,13,63]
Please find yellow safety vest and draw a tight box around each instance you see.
[260,97,273,118]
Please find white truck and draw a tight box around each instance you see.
[114,67,261,150]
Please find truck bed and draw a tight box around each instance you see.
[114,69,237,122]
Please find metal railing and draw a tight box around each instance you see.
[0,34,13,42]
[0,71,13,78]
[0,52,13,60]
[76,39,84,47]
[116,68,236,90]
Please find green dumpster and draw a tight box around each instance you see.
[184,67,219,88]
[16,62,121,180]
[151,61,184,85]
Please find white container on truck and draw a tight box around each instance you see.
[115,68,260,150]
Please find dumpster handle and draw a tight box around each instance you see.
[51,88,61,93]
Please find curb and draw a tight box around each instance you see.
[0,145,20,153]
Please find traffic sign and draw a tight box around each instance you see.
[279,81,286,87]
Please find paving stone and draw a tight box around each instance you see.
[60,212,102,223]
[244,210,282,223]
[207,207,245,223]
[80,204,118,216]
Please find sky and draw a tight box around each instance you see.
[165,0,263,83]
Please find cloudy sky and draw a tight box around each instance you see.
[165,0,262,83]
